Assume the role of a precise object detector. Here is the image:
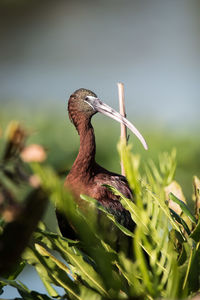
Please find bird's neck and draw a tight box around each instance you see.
[71,119,96,175]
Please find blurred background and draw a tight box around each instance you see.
[0,0,200,297]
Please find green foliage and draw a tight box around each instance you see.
[1,105,200,200]
[1,122,200,299]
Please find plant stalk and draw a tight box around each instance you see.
[117,82,127,176]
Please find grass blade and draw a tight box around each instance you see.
[169,193,197,224]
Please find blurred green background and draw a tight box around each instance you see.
[1,103,199,202]
[0,0,200,297]
[0,0,199,236]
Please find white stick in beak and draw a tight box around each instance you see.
[85,96,148,150]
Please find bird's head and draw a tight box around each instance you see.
[68,88,98,120]
[68,88,148,150]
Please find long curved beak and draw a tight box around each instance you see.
[85,96,148,150]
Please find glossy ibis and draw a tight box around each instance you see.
[57,88,147,242]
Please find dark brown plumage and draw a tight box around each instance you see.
[57,88,147,243]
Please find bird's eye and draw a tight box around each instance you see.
[85,96,89,101]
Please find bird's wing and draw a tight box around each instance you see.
[106,174,133,200]
[93,169,135,231]
[93,164,133,200]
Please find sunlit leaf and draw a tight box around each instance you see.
[169,193,197,224]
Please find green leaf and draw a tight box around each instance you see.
[146,189,183,235]
[34,226,111,298]
[38,240,108,297]
[169,193,197,224]
[23,246,82,299]
[32,165,121,296]
[182,243,200,294]
[159,149,177,186]
[80,194,134,237]
[117,140,141,196]
[190,215,200,242]
[102,184,148,233]
[117,252,144,296]
[134,228,154,297]
[170,209,191,236]
[148,160,163,184]
[0,278,52,300]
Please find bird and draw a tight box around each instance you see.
[56,88,147,249]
